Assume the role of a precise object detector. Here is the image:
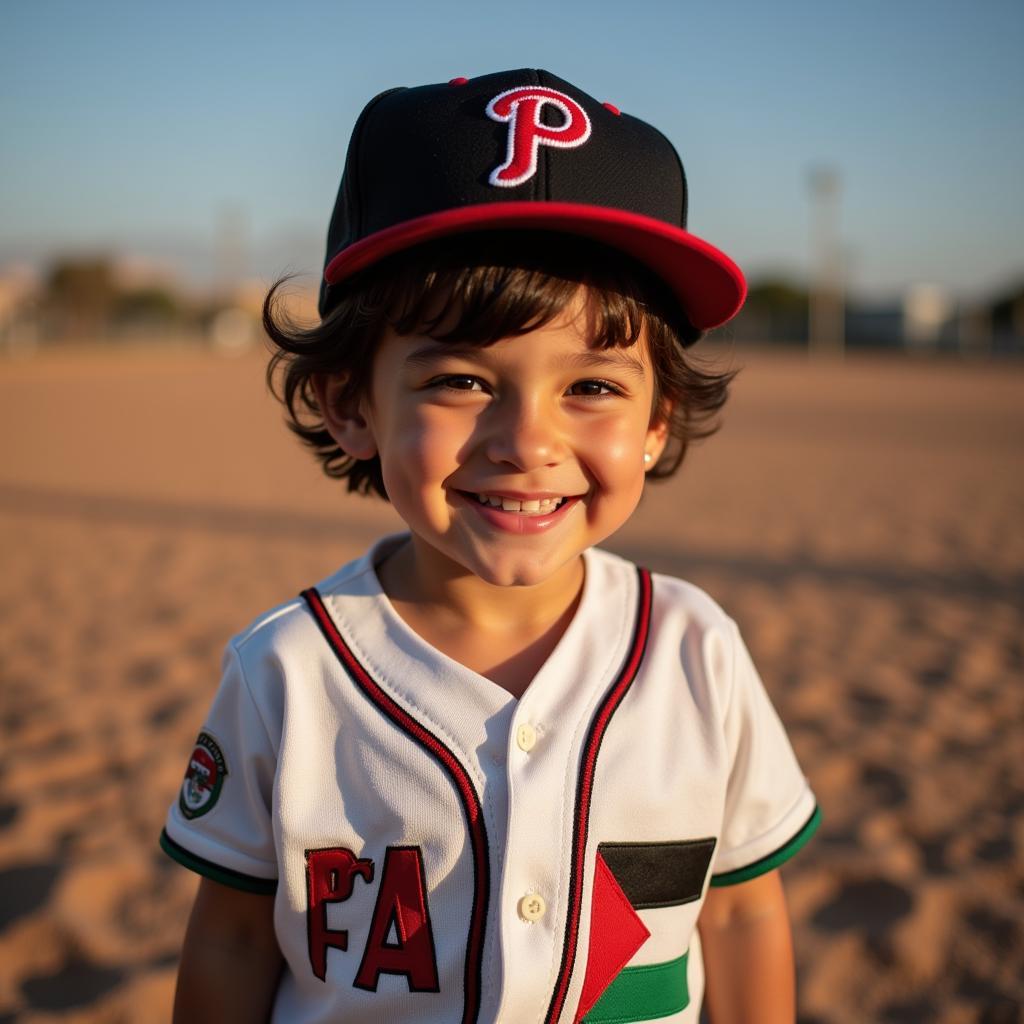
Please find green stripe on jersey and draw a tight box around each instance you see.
[710,805,822,888]
[160,829,277,895]
[583,951,689,1023]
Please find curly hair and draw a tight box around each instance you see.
[264,232,738,501]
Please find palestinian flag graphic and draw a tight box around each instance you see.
[574,839,717,1023]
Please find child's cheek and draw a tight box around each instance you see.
[386,409,472,510]
[579,416,647,491]
[573,420,648,532]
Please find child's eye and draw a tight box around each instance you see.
[432,375,485,393]
[428,376,623,399]
[567,379,623,399]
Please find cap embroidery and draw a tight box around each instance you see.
[485,85,592,188]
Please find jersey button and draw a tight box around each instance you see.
[518,893,546,922]
[515,723,537,752]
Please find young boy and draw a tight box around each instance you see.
[161,69,819,1023]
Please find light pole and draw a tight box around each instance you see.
[808,166,844,359]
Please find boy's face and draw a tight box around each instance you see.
[317,290,670,592]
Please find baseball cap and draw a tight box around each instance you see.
[319,68,746,332]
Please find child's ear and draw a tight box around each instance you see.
[644,399,674,466]
[311,373,378,461]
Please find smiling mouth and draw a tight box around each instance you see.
[457,491,570,515]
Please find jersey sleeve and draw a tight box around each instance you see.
[709,620,820,886]
[160,639,279,894]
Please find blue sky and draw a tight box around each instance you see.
[2,0,1022,302]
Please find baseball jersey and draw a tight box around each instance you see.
[161,531,819,1023]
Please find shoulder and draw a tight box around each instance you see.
[649,569,742,705]
[222,543,383,696]
[590,548,743,714]
[588,546,739,646]
[229,594,314,660]
[598,548,737,643]
[649,567,735,634]
[588,545,734,626]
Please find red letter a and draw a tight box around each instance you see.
[306,847,374,981]
[353,846,439,992]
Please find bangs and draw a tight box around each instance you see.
[364,232,684,351]
[264,229,730,502]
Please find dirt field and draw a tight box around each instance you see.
[1,341,1021,1022]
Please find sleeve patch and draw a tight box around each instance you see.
[179,730,228,820]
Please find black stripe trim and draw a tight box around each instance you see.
[598,837,717,909]
[544,565,653,1024]
[159,829,277,894]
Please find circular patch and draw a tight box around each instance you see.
[179,731,228,820]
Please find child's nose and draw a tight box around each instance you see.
[483,399,566,470]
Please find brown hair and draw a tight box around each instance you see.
[264,233,738,500]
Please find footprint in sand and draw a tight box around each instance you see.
[0,861,61,931]
[20,956,124,1012]
[812,877,914,937]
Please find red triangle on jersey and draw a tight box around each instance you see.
[574,851,651,1022]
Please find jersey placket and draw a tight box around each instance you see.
[492,553,638,1023]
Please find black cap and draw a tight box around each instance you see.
[319,68,745,331]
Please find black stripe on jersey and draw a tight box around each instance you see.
[159,828,277,894]
[544,565,653,1024]
[302,587,488,1024]
[598,838,718,909]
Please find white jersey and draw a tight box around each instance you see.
[162,532,819,1024]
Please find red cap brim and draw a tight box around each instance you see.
[324,202,746,330]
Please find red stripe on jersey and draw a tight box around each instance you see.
[544,566,653,1024]
[302,587,488,1024]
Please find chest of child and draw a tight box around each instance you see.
[164,544,819,1021]
[264,587,728,1023]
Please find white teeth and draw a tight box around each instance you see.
[473,493,566,514]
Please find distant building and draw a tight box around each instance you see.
[728,275,1022,355]
[845,287,959,353]
[0,263,41,353]
[986,282,1024,356]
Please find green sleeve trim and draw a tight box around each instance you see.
[582,952,689,1023]
[160,829,277,895]
[710,805,821,888]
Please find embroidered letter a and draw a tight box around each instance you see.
[486,86,592,188]
[354,846,440,993]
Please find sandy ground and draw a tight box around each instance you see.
[0,340,1021,1023]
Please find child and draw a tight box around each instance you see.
[161,69,819,1024]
